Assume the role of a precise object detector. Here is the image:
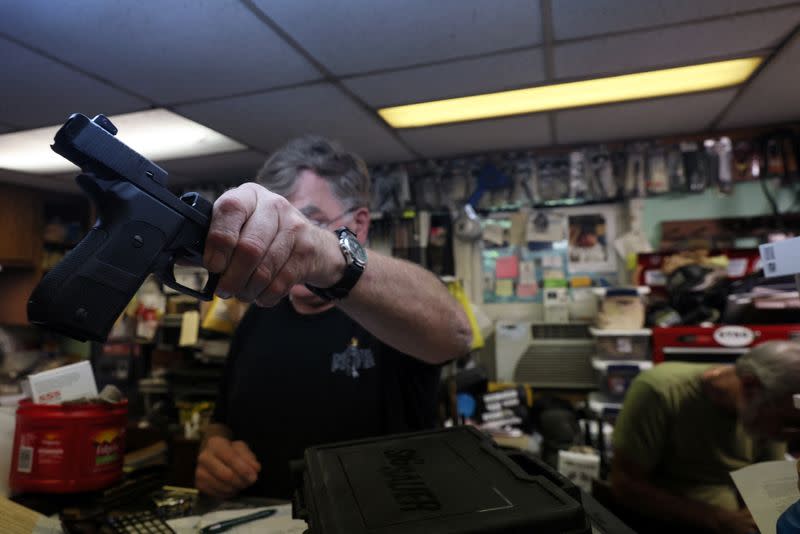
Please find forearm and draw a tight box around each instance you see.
[611,469,719,531]
[338,251,472,364]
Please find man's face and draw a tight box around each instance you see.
[285,169,367,308]
[742,394,800,441]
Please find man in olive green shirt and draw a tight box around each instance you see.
[612,341,800,534]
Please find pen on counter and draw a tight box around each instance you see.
[198,508,277,534]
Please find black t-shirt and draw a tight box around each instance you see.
[212,299,442,499]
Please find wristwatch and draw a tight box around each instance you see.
[306,227,367,300]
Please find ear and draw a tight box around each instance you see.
[739,373,763,403]
[352,207,370,243]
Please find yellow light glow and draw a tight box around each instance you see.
[379,57,763,128]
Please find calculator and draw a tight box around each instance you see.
[106,510,175,533]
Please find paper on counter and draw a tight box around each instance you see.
[731,460,799,534]
[168,504,306,534]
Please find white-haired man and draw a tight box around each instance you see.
[611,341,800,534]
[194,136,472,500]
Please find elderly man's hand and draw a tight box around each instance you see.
[203,183,343,305]
[195,436,261,499]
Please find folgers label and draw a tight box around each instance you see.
[10,399,128,493]
[38,431,65,471]
[91,428,125,471]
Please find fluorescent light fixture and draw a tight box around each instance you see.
[379,57,763,128]
[0,108,245,174]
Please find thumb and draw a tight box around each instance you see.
[232,441,261,472]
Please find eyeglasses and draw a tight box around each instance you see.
[308,206,360,229]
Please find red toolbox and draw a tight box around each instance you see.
[653,324,800,364]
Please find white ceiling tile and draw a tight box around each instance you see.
[175,84,415,164]
[253,0,541,75]
[719,32,800,128]
[0,1,322,104]
[399,115,551,158]
[0,38,147,129]
[555,89,737,144]
[161,150,268,186]
[552,0,793,40]
[343,49,546,108]
[554,8,800,79]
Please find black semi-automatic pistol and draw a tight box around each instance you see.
[28,113,219,341]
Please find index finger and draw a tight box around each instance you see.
[204,185,258,275]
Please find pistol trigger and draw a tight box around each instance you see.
[202,273,220,301]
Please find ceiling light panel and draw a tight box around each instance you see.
[0,109,245,174]
[379,57,762,128]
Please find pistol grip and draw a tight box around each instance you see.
[27,228,126,341]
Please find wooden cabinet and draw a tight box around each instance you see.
[0,185,42,268]
[0,270,40,325]
[0,184,43,325]
[0,185,89,326]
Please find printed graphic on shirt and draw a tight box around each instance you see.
[331,337,376,378]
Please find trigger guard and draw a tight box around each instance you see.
[155,255,217,301]
[203,273,220,300]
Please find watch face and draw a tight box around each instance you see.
[353,242,368,265]
[342,233,367,266]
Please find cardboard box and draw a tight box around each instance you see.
[24,361,98,404]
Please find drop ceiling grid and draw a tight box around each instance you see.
[341,49,547,108]
[717,27,800,128]
[554,89,739,145]
[0,0,797,179]
[398,114,552,158]
[0,36,148,129]
[550,0,800,41]
[553,7,800,80]
[1,0,785,115]
[0,0,324,104]
[175,83,416,164]
[251,0,544,76]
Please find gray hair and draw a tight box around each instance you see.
[736,341,800,402]
[255,135,370,210]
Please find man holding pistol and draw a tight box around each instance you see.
[194,136,472,499]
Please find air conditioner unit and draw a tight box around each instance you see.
[495,321,596,389]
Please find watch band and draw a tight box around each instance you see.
[306,227,366,301]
